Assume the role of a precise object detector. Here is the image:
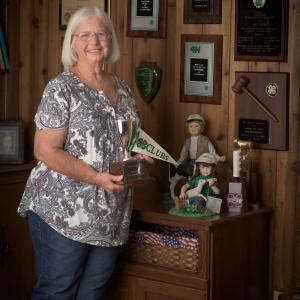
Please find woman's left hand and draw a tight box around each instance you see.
[132,153,154,164]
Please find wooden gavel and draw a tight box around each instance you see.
[232,76,279,123]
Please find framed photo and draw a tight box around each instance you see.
[180,34,222,104]
[59,0,110,30]
[0,121,24,164]
[184,0,221,24]
[235,0,288,61]
[127,0,167,38]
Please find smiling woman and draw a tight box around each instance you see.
[17,5,152,300]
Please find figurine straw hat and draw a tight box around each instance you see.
[186,114,205,125]
[195,153,217,165]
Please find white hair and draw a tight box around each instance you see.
[61,6,120,70]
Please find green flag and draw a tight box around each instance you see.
[129,128,178,166]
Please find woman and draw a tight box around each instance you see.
[18,6,152,300]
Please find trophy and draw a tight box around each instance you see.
[109,119,149,183]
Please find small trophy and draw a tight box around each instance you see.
[109,119,149,183]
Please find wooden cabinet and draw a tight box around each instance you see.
[108,198,271,300]
[0,164,35,300]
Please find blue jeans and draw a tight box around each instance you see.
[26,210,119,300]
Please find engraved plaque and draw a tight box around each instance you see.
[235,0,288,61]
[239,119,269,144]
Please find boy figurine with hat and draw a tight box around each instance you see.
[177,114,225,176]
[177,153,221,212]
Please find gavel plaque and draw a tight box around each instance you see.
[234,72,288,151]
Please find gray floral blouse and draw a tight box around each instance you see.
[17,70,140,246]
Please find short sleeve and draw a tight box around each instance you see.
[116,78,141,128]
[35,80,70,130]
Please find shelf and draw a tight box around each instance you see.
[0,161,36,174]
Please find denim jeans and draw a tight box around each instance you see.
[26,210,119,300]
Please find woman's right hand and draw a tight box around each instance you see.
[94,172,126,194]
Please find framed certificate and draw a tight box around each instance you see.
[59,0,109,30]
[184,0,221,24]
[127,0,167,38]
[0,121,24,164]
[180,34,222,104]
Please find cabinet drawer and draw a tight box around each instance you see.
[136,277,207,300]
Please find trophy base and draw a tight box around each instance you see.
[109,159,149,183]
[226,177,247,213]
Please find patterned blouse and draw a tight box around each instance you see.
[17,71,140,246]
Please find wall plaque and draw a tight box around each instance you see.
[135,61,162,103]
[239,119,269,144]
[180,34,222,104]
[234,0,288,61]
[59,0,109,30]
[234,72,288,151]
[127,0,167,38]
[184,0,221,24]
[0,121,24,164]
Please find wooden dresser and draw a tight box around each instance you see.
[107,194,271,300]
[0,163,35,299]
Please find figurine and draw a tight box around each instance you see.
[177,114,225,171]
[175,153,220,212]
[169,114,225,201]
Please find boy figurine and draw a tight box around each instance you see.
[177,153,221,212]
[177,114,225,169]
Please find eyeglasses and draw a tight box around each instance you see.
[73,31,112,42]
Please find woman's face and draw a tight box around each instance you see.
[187,121,202,136]
[73,15,112,66]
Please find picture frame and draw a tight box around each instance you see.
[184,0,221,24]
[180,34,222,104]
[234,0,288,62]
[59,0,109,30]
[0,121,24,164]
[127,0,167,38]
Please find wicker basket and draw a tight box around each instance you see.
[123,240,198,273]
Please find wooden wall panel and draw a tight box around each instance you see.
[108,1,170,188]
[0,0,20,120]
[19,0,35,161]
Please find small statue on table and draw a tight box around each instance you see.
[177,114,225,173]
[169,114,225,203]
[169,153,222,217]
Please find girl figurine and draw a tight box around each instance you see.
[177,153,221,212]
